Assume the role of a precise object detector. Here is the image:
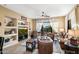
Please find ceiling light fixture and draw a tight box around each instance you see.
[41,11,50,17]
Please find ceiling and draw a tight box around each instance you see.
[1,4,75,18]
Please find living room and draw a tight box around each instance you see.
[0,4,79,54]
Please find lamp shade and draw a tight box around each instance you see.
[68,30,74,36]
[59,28,64,32]
[74,30,79,37]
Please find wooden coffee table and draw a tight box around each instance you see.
[38,37,53,54]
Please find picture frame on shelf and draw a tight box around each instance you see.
[21,16,27,20]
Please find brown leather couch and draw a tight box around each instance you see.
[70,38,79,46]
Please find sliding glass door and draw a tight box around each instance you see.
[36,20,59,32]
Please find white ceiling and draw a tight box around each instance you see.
[1,4,75,18]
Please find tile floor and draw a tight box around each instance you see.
[3,38,64,54]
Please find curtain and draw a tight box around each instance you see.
[36,21,43,32]
[49,19,53,31]
[49,19,59,32]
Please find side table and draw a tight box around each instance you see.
[26,39,36,52]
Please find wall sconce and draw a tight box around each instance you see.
[74,30,79,37]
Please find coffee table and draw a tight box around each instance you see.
[38,37,53,54]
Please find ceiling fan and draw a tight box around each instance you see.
[41,11,50,17]
[35,11,51,20]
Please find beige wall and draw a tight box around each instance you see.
[27,18,33,31]
[69,8,76,29]
[27,18,36,32]
[32,16,65,32]
[0,5,22,36]
[32,19,36,31]
[75,6,79,29]
[54,16,65,31]
[65,7,77,32]
[0,5,21,19]
[65,5,79,32]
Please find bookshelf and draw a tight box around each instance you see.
[18,16,28,41]
[0,16,18,48]
[18,16,28,29]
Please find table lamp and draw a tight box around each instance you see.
[68,30,75,36]
[59,28,64,32]
[74,30,79,37]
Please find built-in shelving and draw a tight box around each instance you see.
[18,16,28,41]
[3,40,18,49]
[4,26,17,29]
[18,16,28,29]
[4,34,17,37]
[0,16,18,48]
[18,28,27,29]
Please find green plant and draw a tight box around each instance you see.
[42,25,54,33]
[41,25,43,34]
[47,26,52,32]
[18,29,28,35]
[41,25,44,32]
